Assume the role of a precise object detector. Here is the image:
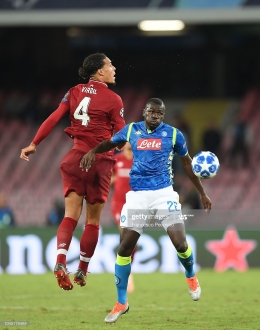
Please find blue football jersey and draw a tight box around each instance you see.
[111,121,188,191]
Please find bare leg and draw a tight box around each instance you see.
[86,201,105,225]
[167,223,188,253]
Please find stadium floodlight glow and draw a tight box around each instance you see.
[138,20,185,32]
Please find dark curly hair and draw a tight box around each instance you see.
[78,53,107,80]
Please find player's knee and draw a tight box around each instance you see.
[175,240,188,253]
[86,218,100,225]
[118,241,133,257]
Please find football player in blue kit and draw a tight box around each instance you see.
[80,98,212,324]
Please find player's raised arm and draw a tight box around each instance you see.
[80,139,119,171]
[180,153,212,212]
[20,102,69,161]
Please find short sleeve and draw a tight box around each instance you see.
[174,129,188,157]
[111,124,129,144]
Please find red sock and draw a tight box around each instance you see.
[56,217,77,265]
[78,224,100,274]
[131,246,138,264]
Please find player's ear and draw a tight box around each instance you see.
[142,109,146,116]
[97,68,104,76]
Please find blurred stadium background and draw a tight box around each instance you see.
[1,1,260,276]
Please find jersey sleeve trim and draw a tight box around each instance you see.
[172,127,177,147]
[126,122,134,142]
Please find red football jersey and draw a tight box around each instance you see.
[33,79,125,155]
[112,152,132,205]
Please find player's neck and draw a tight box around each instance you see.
[90,77,101,82]
[89,78,108,86]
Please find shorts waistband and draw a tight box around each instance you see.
[73,138,114,159]
[73,139,90,153]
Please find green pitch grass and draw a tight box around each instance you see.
[1,270,260,330]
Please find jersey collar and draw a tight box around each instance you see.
[141,121,164,134]
[89,79,108,88]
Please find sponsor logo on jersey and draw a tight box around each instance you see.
[82,87,97,94]
[135,130,142,135]
[120,108,124,118]
[137,139,162,150]
[161,131,167,137]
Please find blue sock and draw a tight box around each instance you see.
[115,255,131,304]
[177,244,195,278]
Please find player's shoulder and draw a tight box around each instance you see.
[126,121,142,134]
[157,122,177,134]
[70,84,84,89]
[161,122,174,130]
[106,88,123,102]
[68,84,84,94]
[60,85,81,102]
[131,121,143,129]
[161,123,182,134]
[98,86,123,108]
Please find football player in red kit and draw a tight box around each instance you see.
[111,143,132,225]
[20,53,126,290]
[110,142,136,293]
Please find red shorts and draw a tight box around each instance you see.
[60,149,116,204]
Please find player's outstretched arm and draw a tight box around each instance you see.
[20,103,68,162]
[80,139,119,171]
[180,153,212,213]
[200,194,212,213]
[20,143,37,161]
